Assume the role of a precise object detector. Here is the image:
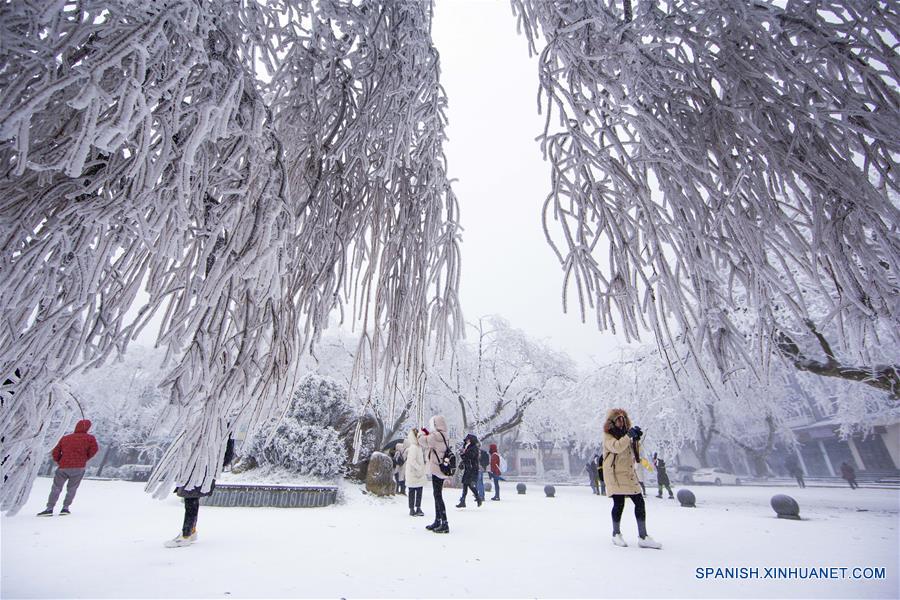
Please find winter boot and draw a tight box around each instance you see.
[638,536,662,549]
[59,508,71,516]
[455,500,466,508]
[425,519,440,531]
[415,509,425,517]
[476,497,483,507]
[612,534,628,547]
[36,508,53,517]
[409,508,416,516]
[433,520,449,534]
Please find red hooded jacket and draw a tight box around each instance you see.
[51,420,99,469]
[489,443,501,477]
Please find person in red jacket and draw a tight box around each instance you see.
[37,419,99,516]
[489,443,502,501]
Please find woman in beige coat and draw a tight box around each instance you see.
[602,408,661,549]
[418,415,452,534]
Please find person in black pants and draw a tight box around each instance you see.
[166,436,235,548]
[419,415,452,534]
[785,455,805,488]
[603,408,661,549]
[457,434,483,508]
[653,453,674,499]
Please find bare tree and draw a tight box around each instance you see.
[430,317,577,441]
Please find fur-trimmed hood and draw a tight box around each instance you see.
[603,408,631,434]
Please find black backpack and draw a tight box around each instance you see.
[479,449,490,469]
[434,432,457,476]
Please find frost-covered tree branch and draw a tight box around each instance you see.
[775,323,900,399]
[0,0,461,514]
[509,0,900,383]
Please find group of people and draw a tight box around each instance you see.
[786,453,859,489]
[387,415,504,534]
[36,408,865,551]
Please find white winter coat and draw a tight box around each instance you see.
[404,430,428,488]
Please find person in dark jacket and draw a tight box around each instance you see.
[165,436,235,548]
[840,461,858,489]
[456,434,483,508]
[37,419,99,516]
[653,453,674,499]
[785,454,805,488]
[586,455,601,494]
[477,446,489,502]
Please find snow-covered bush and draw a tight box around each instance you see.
[262,422,345,478]
[246,375,352,479]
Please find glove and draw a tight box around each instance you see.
[421,427,429,435]
[627,426,643,440]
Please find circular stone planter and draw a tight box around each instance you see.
[200,484,338,508]
[676,488,696,507]
[544,485,555,497]
[516,482,527,495]
[771,494,801,520]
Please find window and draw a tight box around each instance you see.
[520,458,536,467]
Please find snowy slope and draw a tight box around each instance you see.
[2,477,897,598]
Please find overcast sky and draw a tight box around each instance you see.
[431,0,626,365]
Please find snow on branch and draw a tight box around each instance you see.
[0,0,461,514]
[509,0,900,382]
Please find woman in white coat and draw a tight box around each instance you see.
[404,428,428,517]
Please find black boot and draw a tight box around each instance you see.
[455,500,466,508]
[409,508,416,516]
[434,519,449,534]
[426,519,440,530]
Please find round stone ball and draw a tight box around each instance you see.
[771,494,801,520]
[676,488,696,507]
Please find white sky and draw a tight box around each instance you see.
[431,0,625,365]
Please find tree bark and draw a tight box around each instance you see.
[775,326,899,400]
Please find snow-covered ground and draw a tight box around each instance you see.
[2,477,897,598]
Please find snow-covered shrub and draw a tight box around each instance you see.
[289,375,354,428]
[262,422,345,478]
[246,374,353,479]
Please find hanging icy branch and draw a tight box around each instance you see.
[509,0,900,381]
[0,0,461,514]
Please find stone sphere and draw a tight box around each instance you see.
[516,482,527,495]
[484,481,492,493]
[771,494,801,520]
[365,451,396,496]
[544,485,555,497]
[676,488,696,507]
